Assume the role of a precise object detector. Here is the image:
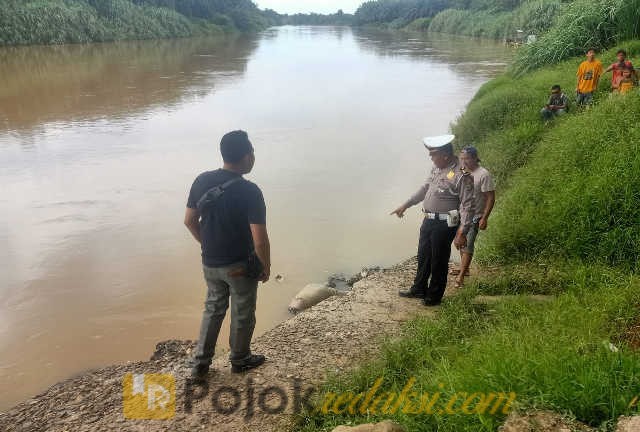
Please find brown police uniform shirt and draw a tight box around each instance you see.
[405,157,475,233]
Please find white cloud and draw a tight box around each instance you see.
[255,0,362,14]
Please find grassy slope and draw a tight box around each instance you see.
[294,43,640,431]
[458,41,640,269]
[426,0,640,73]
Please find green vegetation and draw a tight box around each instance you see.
[353,0,640,76]
[429,0,561,40]
[295,42,640,431]
[279,10,354,26]
[298,271,640,431]
[514,0,640,74]
[352,0,559,34]
[0,0,275,46]
[354,0,451,29]
[459,41,640,269]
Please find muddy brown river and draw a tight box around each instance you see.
[0,26,510,410]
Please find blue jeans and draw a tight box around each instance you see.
[193,262,258,367]
[576,92,593,105]
[541,107,566,120]
[461,221,480,256]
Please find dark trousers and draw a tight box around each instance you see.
[411,218,457,301]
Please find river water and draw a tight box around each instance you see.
[0,26,510,410]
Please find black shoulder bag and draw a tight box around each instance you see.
[195,176,264,280]
[195,176,243,214]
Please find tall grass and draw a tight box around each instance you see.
[510,0,562,35]
[0,0,193,45]
[428,0,561,39]
[459,45,639,270]
[449,43,640,269]
[296,268,640,431]
[0,0,267,46]
[513,0,640,74]
[405,17,431,32]
[480,91,640,269]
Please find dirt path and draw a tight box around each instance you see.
[0,257,452,432]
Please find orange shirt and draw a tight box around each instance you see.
[619,79,634,94]
[577,60,603,94]
[610,60,634,88]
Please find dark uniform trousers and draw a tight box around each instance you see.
[411,218,457,301]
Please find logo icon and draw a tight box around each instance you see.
[123,373,175,419]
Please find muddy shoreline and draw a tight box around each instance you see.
[2,256,638,432]
[0,257,437,431]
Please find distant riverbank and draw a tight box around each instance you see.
[0,0,273,46]
[352,0,640,75]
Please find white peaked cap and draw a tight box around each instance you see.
[422,134,455,149]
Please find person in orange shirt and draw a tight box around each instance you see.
[576,48,603,106]
[617,67,636,94]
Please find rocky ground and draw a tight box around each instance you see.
[1,257,637,432]
[0,258,439,432]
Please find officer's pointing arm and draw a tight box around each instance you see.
[391,179,429,217]
[405,181,429,208]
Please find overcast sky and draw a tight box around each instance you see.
[255,0,363,14]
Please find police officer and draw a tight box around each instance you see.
[390,135,475,306]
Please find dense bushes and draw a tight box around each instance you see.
[0,0,272,46]
[281,10,354,26]
[429,0,561,40]
[354,0,450,27]
[513,0,640,74]
[353,0,560,35]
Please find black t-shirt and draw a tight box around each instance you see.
[187,169,266,267]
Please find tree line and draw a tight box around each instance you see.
[352,0,537,27]
[0,0,277,46]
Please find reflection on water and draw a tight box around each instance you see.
[352,29,510,73]
[0,35,259,134]
[0,26,510,411]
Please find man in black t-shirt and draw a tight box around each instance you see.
[184,130,270,380]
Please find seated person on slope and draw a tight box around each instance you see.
[540,84,569,120]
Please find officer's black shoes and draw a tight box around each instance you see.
[231,354,266,373]
[190,364,210,382]
[399,290,425,299]
[423,297,442,306]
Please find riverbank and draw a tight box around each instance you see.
[355,0,640,74]
[0,0,272,46]
[0,27,509,413]
[0,258,458,431]
[1,31,638,432]
[296,43,640,431]
[1,259,638,431]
